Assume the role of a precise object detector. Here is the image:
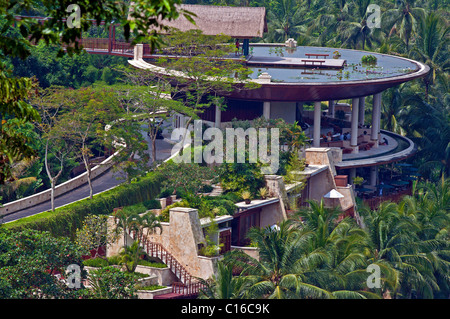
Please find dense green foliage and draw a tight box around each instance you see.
[0,0,448,300]
[201,178,450,299]
[0,228,86,299]
[4,172,163,239]
[186,0,449,181]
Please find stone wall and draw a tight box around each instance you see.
[107,207,219,281]
[0,151,118,217]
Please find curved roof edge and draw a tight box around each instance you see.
[334,131,417,170]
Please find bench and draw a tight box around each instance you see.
[301,59,325,66]
[305,53,329,59]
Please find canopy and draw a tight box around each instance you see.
[323,189,344,199]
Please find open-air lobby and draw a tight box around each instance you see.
[124,4,429,198]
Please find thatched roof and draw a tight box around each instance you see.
[134,4,267,39]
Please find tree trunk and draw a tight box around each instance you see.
[50,178,55,212]
[83,154,93,200]
[152,138,157,163]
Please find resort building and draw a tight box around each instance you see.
[8,5,430,299]
[103,5,430,298]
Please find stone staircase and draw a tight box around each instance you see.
[208,184,223,197]
[143,241,204,299]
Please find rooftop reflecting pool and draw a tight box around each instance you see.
[247,45,419,83]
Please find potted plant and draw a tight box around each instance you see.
[333,50,341,59]
[361,55,377,65]
[353,176,365,188]
[241,190,252,204]
[257,187,269,199]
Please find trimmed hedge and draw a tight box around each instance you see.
[5,172,163,240]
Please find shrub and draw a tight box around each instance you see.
[142,199,161,210]
[83,257,110,268]
[5,172,163,239]
[361,55,377,65]
[137,260,167,268]
[88,266,138,299]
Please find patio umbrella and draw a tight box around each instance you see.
[324,189,344,198]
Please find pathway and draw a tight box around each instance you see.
[2,134,175,224]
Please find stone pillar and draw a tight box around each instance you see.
[350,98,359,153]
[349,168,356,185]
[328,100,336,118]
[134,44,143,60]
[370,166,378,187]
[371,93,382,147]
[358,96,365,126]
[313,101,322,147]
[215,104,221,128]
[263,101,271,120]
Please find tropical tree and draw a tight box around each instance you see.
[0,229,86,299]
[198,262,249,299]
[75,214,120,259]
[32,87,76,211]
[359,199,449,298]
[224,220,336,299]
[383,0,426,51]
[400,92,450,179]
[409,12,450,98]
[0,0,191,184]
[118,241,148,273]
[115,67,192,163]
[265,0,310,42]
[334,0,384,50]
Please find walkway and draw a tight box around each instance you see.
[2,135,174,224]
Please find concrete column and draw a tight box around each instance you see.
[371,93,382,147]
[351,98,359,153]
[134,44,143,60]
[215,104,221,128]
[328,100,336,118]
[296,102,304,121]
[243,39,250,56]
[313,101,322,147]
[370,166,378,187]
[349,168,356,185]
[358,96,366,126]
[263,101,271,120]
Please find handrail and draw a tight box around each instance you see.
[144,240,204,296]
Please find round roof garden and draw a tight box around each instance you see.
[130,43,429,103]
[247,45,421,83]
[225,44,430,102]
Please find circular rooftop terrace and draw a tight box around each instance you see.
[228,44,430,102]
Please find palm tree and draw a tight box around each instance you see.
[265,0,310,42]
[225,220,335,299]
[118,241,147,273]
[383,0,426,51]
[359,200,449,298]
[294,200,381,297]
[198,262,249,299]
[409,12,450,98]
[400,94,450,179]
[226,214,378,299]
[380,85,409,135]
[335,0,384,50]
